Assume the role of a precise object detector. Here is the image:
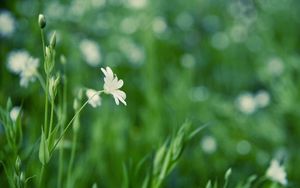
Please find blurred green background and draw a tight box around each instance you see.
[1,0,300,187]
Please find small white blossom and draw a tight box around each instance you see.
[236,92,256,114]
[118,38,145,64]
[152,17,167,34]
[236,140,251,155]
[79,39,101,67]
[101,67,126,106]
[86,89,101,108]
[0,11,15,37]
[19,57,39,87]
[127,0,147,9]
[201,136,217,154]
[266,159,287,186]
[181,53,196,69]
[254,90,270,108]
[7,51,30,74]
[267,57,284,76]
[211,32,229,50]
[10,106,21,122]
[7,51,39,87]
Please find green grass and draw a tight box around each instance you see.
[0,0,299,187]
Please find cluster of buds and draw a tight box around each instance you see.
[14,156,26,187]
[38,14,57,75]
[38,14,58,166]
[49,74,60,101]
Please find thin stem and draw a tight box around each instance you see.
[39,165,45,187]
[57,133,64,188]
[40,29,46,58]
[57,76,67,188]
[40,28,49,136]
[66,130,78,187]
[50,90,103,153]
[48,99,55,137]
[44,78,49,136]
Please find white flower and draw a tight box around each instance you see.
[7,51,30,74]
[0,11,15,37]
[19,57,39,87]
[236,92,256,114]
[254,90,270,108]
[127,0,147,9]
[201,136,217,154]
[119,38,145,64]
[7,50,39,87]
[101,67,126,106]
[266,159,287,186]
[152,17,167,34]
[79,39,101,67]
[10,106,21,122]
[267,57,284,76]
[86,89,101,108]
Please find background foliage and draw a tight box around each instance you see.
[1,0,300,187]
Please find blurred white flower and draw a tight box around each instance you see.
[7,51,30,74]
[201,136,217,154]
[10,106,21,122]
[211,32,229,50]
[152,17,167,34]
[236,140,251,155]
[101,67,126,106]
[119,38,145,64]
[90,0,106,8]
[181,53,196,69]
[176,12,194,30]
[0,11,15,37]
[266,159,287,186]
[236,92,256,114]
[189,86,209,102]
[229,24,248,43]
[254,90,270,108]
[127,0,147,9]
[267,57,284,76]
[45,2,65,20]
[69,0,87,18]
[19,57,39,87]
[7,50,39,87]
[120,17,139,34]
[80,39,102,67]
[86,89,101,108]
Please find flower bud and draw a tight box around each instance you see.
[49,75,60,101]
[15,156,21,172]
[225,168,232,180]
[45,46,55,74]
[38,14,46,29]
[50,31,56,48]
[60,55,66,65]
[73,99,80,110]
[39,130,50,165]
[45,46,51,58]
[20,172,25,183]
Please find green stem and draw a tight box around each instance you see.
[40,28,49,135]
[57,138,64,188]
[40,29,46,58]
[57,76,67,188]
[39,165,45,187]
[48,99,55,137]
[66,130,78,187]
[44,78,49,136]
[50,90,103,154]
